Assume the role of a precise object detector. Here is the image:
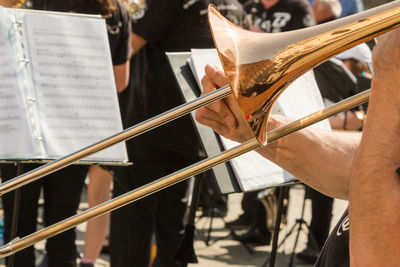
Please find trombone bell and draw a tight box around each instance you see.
[208,2,400,145]
[0,1,400,258]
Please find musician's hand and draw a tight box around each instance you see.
[195,64,253,143]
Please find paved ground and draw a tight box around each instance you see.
[188,185,347,267]
[0,183,347,267]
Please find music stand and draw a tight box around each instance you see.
[166,52,299,267]
[166,52,254,261]
[262,183,319,267]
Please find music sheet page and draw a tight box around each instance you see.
[24,12,127,162]
[229,72,331,191]
[189,49,330,192]
[0,7,36,159]
[189,49,294,191]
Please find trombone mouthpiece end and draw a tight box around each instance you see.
[0,238,19,258]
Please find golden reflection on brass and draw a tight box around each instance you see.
[0,1,398,257]
[0,90,370,257]
[208,2,400,145]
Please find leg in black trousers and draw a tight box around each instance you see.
[44,165,87,267]
[1,164,41,267]
[110,142,197,267]
[308,187,333,249]
[0,164,86,267]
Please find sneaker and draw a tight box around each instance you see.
[225,214,252,230]
[297,247,319,264]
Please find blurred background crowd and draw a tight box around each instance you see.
[0,0,394,266]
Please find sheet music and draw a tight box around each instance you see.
[188,49,220,91]
[223,72,331,191]
[278,72,331,130]
[189,49,330,191]
[24,13,127,161]
[0,7,36,158]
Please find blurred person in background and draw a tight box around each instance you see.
[110,1,247,267]
[226,0,315,246]
[244,0,315,33]
[0,1,131,266]
[309,0,363,17]
[296,0,342,263]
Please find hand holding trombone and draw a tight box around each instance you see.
[0,1,399,261]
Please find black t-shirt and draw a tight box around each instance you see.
[29,0,131,66]
[106,1,131,66]
[314,59,358,103]
[124,0,246,155]
[244,0,315,32]
[316,209,350,267]
[314,59,371,113]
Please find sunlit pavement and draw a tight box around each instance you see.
[0,183,347,267]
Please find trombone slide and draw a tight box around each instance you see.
[0,0,398,257]
[0,86,232,196]
[1,0,399,197]
[0,90,370,257]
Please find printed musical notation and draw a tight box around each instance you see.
[24,12,125,160]
[0,7,36,157]
[0,7,127,162]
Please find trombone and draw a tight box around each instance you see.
[0,1,399,257]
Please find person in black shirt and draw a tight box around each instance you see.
[109,1,246,267]
[0,1,131,267]
[195,28,400,267]
[244,0,315,33]
[226,0,315,246]
[296,0,341,263]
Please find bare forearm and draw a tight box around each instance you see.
[195,64,361,198]
[349,79,400,266]
[257,124,360,199]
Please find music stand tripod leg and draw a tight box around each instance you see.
[192,174,254,255]
[7,163,24,267]
[288,185,315,267]
[174,174,204,265]
[262,185,288,267]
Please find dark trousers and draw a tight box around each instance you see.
[110,142,199,267]
[307,187,334,250]
[241,191,267,233]
[1,164,87,267]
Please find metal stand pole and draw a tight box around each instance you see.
[267,186,287,267]
[7,163,24,267]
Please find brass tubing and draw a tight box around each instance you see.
[2,1,397,196]
[208,1,400,144]
[267,90,371,142]
[0,89,370,257]
[0,86,232,196]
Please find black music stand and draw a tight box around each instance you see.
[167,52,253,263]
[166,52,297,267]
